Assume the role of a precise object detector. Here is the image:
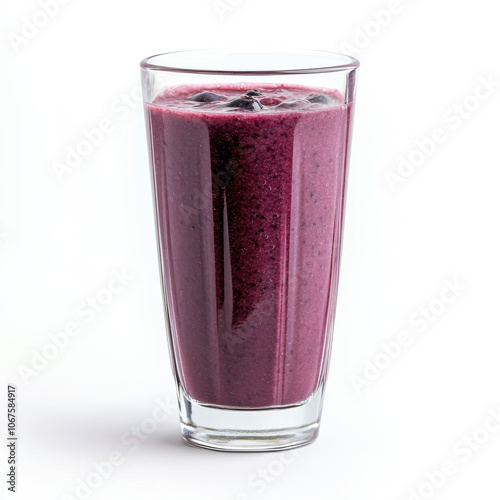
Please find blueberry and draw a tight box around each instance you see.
[244,89,263,97]
[306,94,330,104]
[224,96,263,111]
[187,91,226,103]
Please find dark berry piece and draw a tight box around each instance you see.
[306,94,330,104]
[224,96,263,111]
[187,91,226,103]
[244,89,263,97]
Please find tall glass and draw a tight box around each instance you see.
[140,50,359,451]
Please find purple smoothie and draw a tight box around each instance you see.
[146,84,352,408]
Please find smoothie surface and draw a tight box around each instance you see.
[151,83,345,115]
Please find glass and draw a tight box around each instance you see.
[140,49,359,451]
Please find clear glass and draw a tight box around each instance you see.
[140,49,359,451]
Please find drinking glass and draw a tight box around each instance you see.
[140,49,359,451]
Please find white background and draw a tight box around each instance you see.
[1,0,499,499]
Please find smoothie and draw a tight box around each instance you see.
[146,84,352,408]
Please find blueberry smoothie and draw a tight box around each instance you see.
[146,84,352,408]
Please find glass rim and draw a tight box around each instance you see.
[140,49,360,76]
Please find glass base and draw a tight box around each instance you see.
[177,381,325,452]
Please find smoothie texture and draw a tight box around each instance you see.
[146,84,352,408]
